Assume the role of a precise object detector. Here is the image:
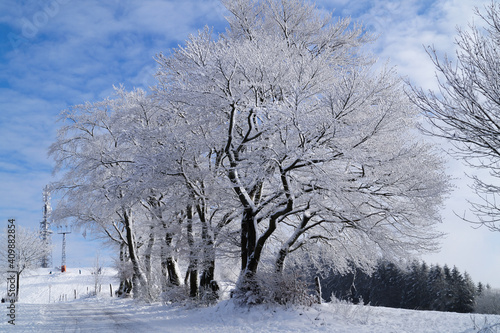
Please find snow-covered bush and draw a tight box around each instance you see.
[329,296,372,325]
[233,270,317,307]
[161,285,191,306]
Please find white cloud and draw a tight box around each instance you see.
[0,0,229,244]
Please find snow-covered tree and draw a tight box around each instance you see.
[455,270,476,313]
[402,261,429,310]
[154,0,450,302]
[370,261,404,308]
[409,2,500,231]
[0,226,51,301]
[49,0,451,305]
[49,89,155,299]
[427,265,448,311]
[49,86,236,301]
[475,287,500,314]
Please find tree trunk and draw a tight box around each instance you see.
[275,248,288,274]
[315,276,322,304]
[116,242,132,297]
[160,235,182,290]
[200,263,216,291]
[274,211,312,274]
[166,256,181,286]
[241,208,257,273]
[160,244,168,293]
[123,209,148,299]
[185,205,198,298]
[164,228,181,286]
[144,225,155,283]
[16,271,20,302]
[197,204,219,300]
[235,210,261,299]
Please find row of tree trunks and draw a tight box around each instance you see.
[117,200,220,300]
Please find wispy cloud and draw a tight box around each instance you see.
[0,0,228,268]
[318,0,489,90]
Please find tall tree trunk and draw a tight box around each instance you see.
[152,200,180,290]
[116,242,132,297]
[236,210,260,297]
[237,171,296,298]
[240,208,254,272]
[198,204,219,300]
[275,248,288,275]
[160,242,169,293]
[315,276,322,304]
[123,208,148,299]
[144,225,155,284]
[274,211,312,274]
[185,205,198,298]
[163,230,181,286]
[16,271,20,302]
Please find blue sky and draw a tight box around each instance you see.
[1,0,499,286]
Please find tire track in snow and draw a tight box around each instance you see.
[5,300,158,332]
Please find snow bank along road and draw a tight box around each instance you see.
[2,268,500,332]
[5,297,500,333]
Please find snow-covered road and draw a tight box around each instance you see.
[10,300,157,332]
[6,298,500,333]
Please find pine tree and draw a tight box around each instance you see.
[477,282,484,296]
[370,261,404,308]
[427,265,447,311]
[455,271,475,313]
[320,268,355,302]
[402,261,429,310]
[418,262,431,310]
[443,265,455,311]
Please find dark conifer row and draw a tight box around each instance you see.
[321,261,478,313]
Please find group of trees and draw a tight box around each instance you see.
[48,0,500,307]
[49,0,450,304]
[475,286,500,315]
[3,0,491,308]
[1,226,50,301]
[322,260,478,313]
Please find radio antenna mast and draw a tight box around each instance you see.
[40,185,53,268]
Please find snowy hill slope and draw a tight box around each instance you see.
[17,267,118,304]
[1,268,500,332]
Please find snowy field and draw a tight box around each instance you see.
[1,268,500,332]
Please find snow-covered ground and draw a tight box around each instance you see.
[1,268,500,332]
